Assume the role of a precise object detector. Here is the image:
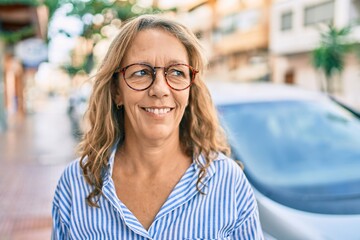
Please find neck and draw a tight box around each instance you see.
[117,134,190,177]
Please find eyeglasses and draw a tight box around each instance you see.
[116,63,198,91]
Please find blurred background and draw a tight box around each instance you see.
[0,0,360,239]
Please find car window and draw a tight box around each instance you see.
[218,99,360,214]
[219,99,360,185]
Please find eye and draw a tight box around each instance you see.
[134,69,152,77]
[168,68,186,78]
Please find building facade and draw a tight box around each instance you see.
[270,0,360,109]
[165,0,273,82]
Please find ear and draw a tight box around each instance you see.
[113,94,123,107]
[113,92,123,106]
[111,76,123,106]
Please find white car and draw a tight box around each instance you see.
[208,82,360,240]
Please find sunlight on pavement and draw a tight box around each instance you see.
[0,95,78,239]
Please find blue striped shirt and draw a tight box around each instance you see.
[52,145,264,239]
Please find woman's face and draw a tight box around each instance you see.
[116,28,191,143]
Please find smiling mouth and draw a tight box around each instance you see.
[143,107,173,115]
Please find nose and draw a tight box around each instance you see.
[148,67,170,98]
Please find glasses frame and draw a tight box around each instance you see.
[116,62,199,91]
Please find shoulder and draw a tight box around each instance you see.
[212,152,245,180]
[53,158,84,203]
[212,153,258,215]
[207,152,252,197]
[210,157,264,237]
[52,158,88,220]
[52,159,83,233]
[58,158,83,185]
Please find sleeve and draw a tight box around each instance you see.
[52,202,70,240]
[231,166,264,240]
[231,208,264,240]
[51,165,73,240]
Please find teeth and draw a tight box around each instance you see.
[145,108,171,115]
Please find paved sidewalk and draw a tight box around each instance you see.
[0,96,78,240]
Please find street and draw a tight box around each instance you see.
[0,96,78,239]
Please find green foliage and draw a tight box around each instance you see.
[0,26,35,44]
[312,25,353,92]
[313,44,345,78]
[62,0,164,39]
[44,0,61,20]
[63,64,84,77]
[62,51,94,76]
[55,0,167,76]
[0,0,40,5]
[0,0,61,44]
[63,0,163,19]
[0,0,38,44]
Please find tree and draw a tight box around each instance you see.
[0,0,59,44]
[53,0,171,75]
[312,25,352,93]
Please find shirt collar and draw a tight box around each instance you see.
[193,152,227,181]
[102,140,119,185]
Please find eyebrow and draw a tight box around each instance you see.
[135,59,189,66]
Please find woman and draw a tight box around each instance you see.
[52,14,264,239]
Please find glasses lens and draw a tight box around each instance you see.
[166,64,192,90]
[124,64,153,90]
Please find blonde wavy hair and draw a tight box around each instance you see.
[78,14,230,207]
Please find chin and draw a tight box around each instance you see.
[144,129,174,141]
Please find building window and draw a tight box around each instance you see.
[236,9,260,32]
[219,13,237,35]
[350,0,360,24]
[304,0,334,26]
[218,9,261,36]
[281,11,293,31]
